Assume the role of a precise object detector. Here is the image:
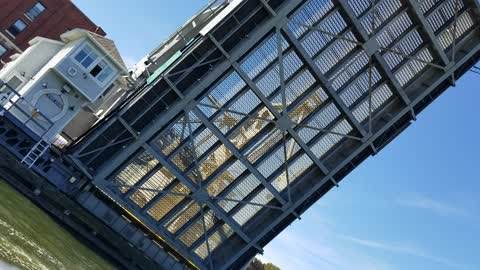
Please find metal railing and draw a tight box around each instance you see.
[0,80,54,138]
[147,0,228,64]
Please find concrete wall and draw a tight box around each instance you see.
[0,38,63,83]
[64,82,128,140]
[89,83,127,116]
[63,109,99,140]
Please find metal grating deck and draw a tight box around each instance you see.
[69,0,480,269]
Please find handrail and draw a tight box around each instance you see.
[0,80,55,137]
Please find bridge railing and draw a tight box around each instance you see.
[0,80,54,138]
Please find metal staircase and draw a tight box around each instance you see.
[22,140,50,168]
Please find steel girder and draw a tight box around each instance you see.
[70,0,480,269]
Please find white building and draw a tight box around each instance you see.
[0,29,128,144]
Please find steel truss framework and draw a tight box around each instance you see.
[70,0,480,269]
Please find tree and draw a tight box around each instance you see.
[264,263,281,270]
[246,258,281,270]
[246,258,264,270]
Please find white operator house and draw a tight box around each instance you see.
[0,29,128,144]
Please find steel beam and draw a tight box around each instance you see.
[333,0,413,113]
[466,0,480,21]
[90,0,304,186]
[141,181,187,216]
[281,26,378,157]
[290,20,445,70]
[164,76,287,207]
[142,143,259,254]
[73,1,480,269]
[199,204,215,270]
[403,0,451,66]
[281,28,368,137]
[208,33,335,191]
[109,183,192,198]
[94,179,207,269]
[118,116,139,139]
[194,106,288,205]
[193,105,286,204]
[221,40,480,270]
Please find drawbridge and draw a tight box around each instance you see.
[67,0,480,269]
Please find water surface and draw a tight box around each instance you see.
[0,180,113,270]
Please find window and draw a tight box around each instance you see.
[0,75,24,93]
[74,45,98,68]
[7,19,27,37]
[25,2,46,20]
[6,76,23,90]
[90,60,114,82]
[0,74,25,105]
[0,43,7,57]
[73,44,116,84]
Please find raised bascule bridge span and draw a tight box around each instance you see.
[67,0,480,269]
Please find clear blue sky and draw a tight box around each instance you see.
[72,1,480,269]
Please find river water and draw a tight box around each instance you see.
[0,180,114,270]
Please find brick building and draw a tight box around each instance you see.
[0,0,105,68]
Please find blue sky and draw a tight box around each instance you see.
[72,1,480,269]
